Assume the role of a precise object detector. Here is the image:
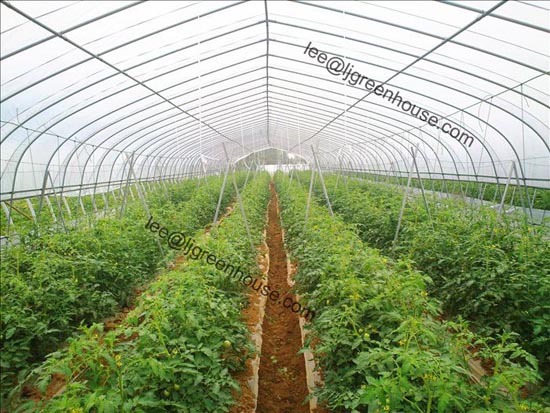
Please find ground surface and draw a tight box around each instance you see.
[255,183,310,413]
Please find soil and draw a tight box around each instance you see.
[229,293,261,413]
[256,183,310,413]
[229,239,269,413]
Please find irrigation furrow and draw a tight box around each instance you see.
[255,182,310,413]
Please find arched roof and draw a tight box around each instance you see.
[1,0,549,201]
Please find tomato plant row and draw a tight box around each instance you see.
[0,180,200,238]
[1,174,244,406]
[274,172,543,412]
[14,173,270,412]
[348,172,550,211]
[310,173,549,387]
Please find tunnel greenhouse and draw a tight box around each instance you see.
[1,1,549,412]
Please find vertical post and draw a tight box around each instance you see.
[511,163,529,219]
[519,84,533,221]
[530,188,537,211]
[45,196,57,222]
[253,161,260,180]
[78,195,86,216]
[46,172,67,232]
[232,165,255,254]
[62,196,72,218]
[25,198,36,222]
[77,186,85,220]
[304,166,316,227]
[1,202,15,233]
[243,162,252,187]
[119,153,135,218]
[91,188,97,214]
[311,146,333,217]
[492,181,500,204]
[212,160,230,226]
[222,143,254,254]
[478,182,487,205]
[498,161,515,215]
[334,147,344,190]
[288,165,294,186]
[294,162,303,187]
[392,145,418,249]
[128,185,136,201]
[102,192,109,215]
[36,167,51,223]
[126,153,163,254]
[411,148,434,230]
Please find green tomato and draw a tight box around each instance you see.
[173,384,180,391]
[223,340,232,348]
[163,390,170,397]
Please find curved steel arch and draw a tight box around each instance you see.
[1,0,548,204]
[272,47,546,181]
[266,81,485,184]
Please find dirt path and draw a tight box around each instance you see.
[256,182,310,413]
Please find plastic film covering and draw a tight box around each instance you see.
[1,0,549,201]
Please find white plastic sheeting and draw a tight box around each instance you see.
[1,0,549,200]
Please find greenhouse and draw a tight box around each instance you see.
[1,0,549,412]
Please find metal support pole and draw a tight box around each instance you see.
[412,148,434,230]
[1,202,14,233]
[511,163,529,219]
[243,162,252,188]
[288,165,295,187]
[498,161,515,214]
[128,185,136,201]
[119,153,135,218]
[530,189,537,211]
[45,196,57,222]
[294,163,303,187]
[77,186,85,220]
[126,153,163,254]
[304,166,316,227]
[47,172,67,232]
[392,145,418,249]
[222,143,254,254]
[311,146,333,217]
[90,190,97,214]
[232,165,255,254]
[212,161,230,226]
[102,192,109,214]
[78,196,86,216]
[62,196,72,218]
[36,167,51,223]
[478,182,487,205]
[253,161,260,180]
[25,198,36,222]
[334,146,345,191]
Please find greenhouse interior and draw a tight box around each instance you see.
[1,1,549,412]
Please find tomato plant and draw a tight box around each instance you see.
[274,172,544,412]
[312,173,549,388]
[1,174,247,406]
[13,173,270,412]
